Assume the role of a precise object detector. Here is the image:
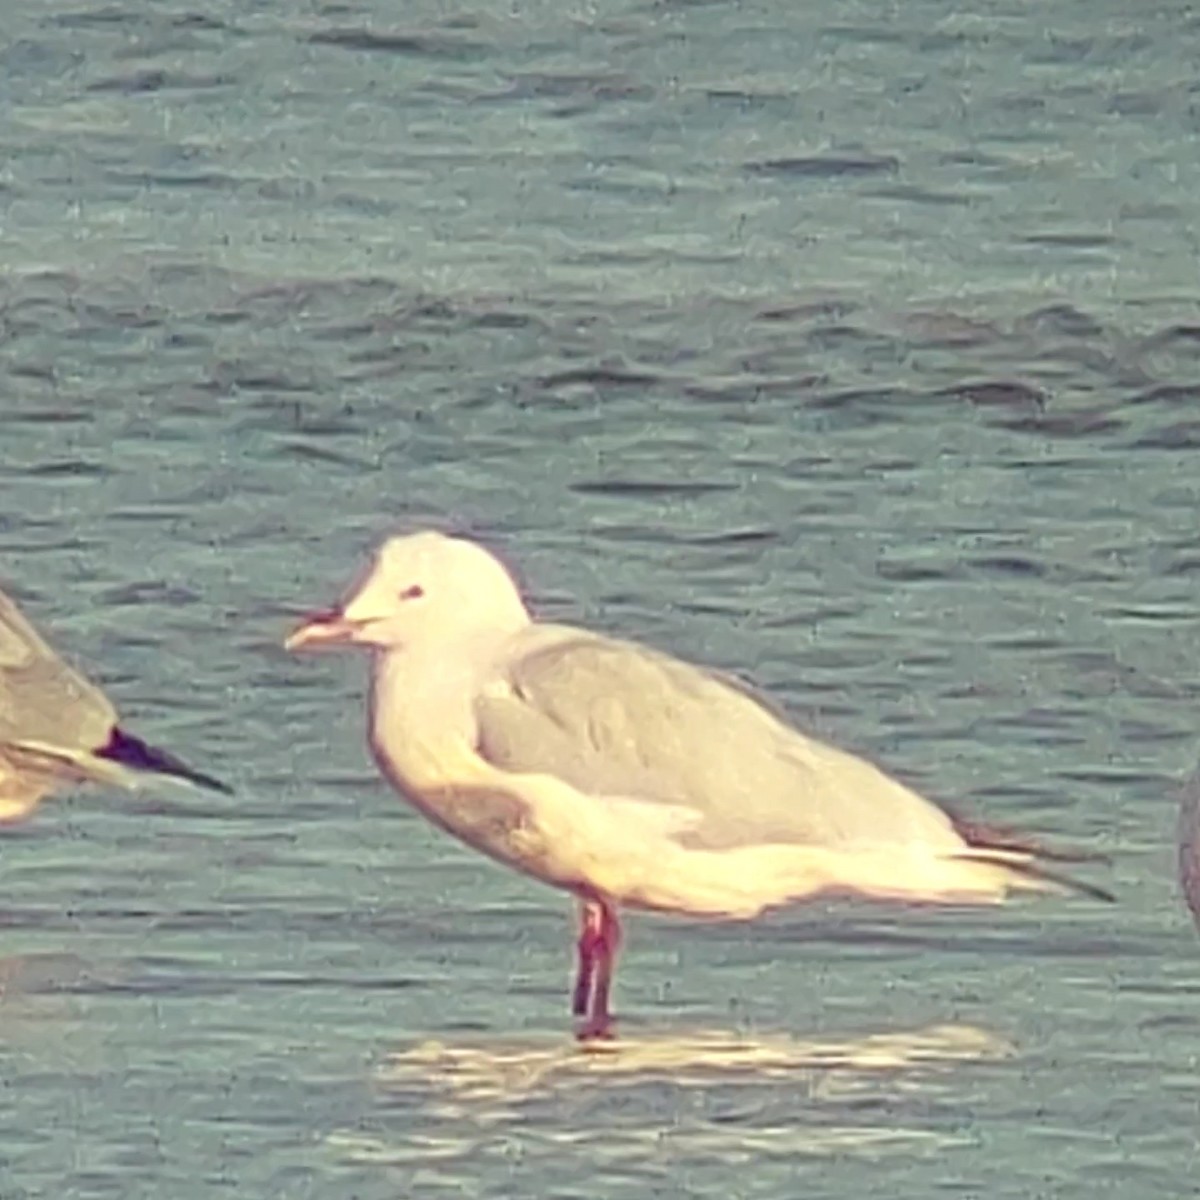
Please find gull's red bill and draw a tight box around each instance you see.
[283,606,356,652]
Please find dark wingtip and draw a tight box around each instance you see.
[97,727,232,795]
[948,812,1114,903]
[1005,856,1118,905]
[950,815,1110,865]
[953,852,1118,904]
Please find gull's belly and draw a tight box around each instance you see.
[368,729,810,918]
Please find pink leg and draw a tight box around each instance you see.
[572,900,597,1018]
[574,898,622,1042]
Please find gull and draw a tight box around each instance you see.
[285,531,1111,1039]
[0,583,229,821]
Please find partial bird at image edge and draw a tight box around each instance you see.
[0,583,230,822]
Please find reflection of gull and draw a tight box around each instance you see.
[0,583,229,820]
[326,1024,1010,1167]
[0,952,125,1070]
[329,1123,978,1169]
[375,1023,1013,1106]
[287,531,1110,1038]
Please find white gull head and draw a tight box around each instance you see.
[284,531,531,653]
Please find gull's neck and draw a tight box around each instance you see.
[365,630,517,800]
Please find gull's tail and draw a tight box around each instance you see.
[950,817,1115,904]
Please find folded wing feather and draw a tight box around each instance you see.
[473,626,963,855]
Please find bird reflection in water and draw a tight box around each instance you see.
[374,1021,1011,1105]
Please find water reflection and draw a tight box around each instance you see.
[375,1021,1012,1106]
[325,1022,1011,1170]
[0,951,114,1070]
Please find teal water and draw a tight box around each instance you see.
[3,1,1200,1196]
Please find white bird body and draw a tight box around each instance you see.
[366,624,1037,919]
[286,530,1109,1037]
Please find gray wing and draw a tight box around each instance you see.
[473,627,959,852]
[0,585,117,751]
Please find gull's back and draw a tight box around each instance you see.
[473,624,963,855]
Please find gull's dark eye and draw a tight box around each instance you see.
[399,584,425,601]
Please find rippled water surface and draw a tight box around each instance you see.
[3,1,1200,1196]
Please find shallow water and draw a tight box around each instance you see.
[3,0,1200,1196]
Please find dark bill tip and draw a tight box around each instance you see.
[284,605,359,651]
